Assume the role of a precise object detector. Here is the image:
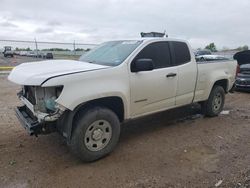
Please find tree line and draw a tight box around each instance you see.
[204,43,249,52]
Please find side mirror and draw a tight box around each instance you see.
[131,59,154,72]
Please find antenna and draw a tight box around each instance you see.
[164,30,168,37]
[34,38,38,57]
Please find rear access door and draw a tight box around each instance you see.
[169,41,197,106]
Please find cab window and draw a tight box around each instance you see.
[171,41,191,65]
[134,42,172,69]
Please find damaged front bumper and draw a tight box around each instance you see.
[15,105,64,136]
[15,93,66,136]
[15,106,45,136]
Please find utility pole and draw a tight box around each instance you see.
[34,38,38,57]
[73,40,76,55]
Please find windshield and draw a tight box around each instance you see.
[79,40,142,66]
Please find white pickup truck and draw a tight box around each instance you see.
[8,38,237,162]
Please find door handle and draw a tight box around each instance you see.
[166,73,177,78]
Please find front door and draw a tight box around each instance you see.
[129,41,178,117]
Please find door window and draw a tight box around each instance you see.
[133,42,172,69]
[171,41,191,65]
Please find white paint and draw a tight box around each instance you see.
[8,38,237,120]
[8,60,109,85]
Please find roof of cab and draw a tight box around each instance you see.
[110,37,188,43]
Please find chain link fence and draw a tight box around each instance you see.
[0,39,98,59]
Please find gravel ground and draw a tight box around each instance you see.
[0,57,250,188]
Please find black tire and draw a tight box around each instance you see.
[200,57,205,61]
[201,85,225,117]
[69,106,120,162]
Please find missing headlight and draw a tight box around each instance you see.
[22,85,64,113]
[44,86,63,112]
[45,96,57,111]
[55,86,63,98]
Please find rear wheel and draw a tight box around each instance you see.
[201,85,225,117]
[69,107,120,162]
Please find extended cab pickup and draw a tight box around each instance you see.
[8,38,237,162]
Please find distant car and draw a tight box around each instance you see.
[234,50,250,90]
[20,51,28,56]
[27,51,37,57]
[40,53,45,58]
[196,55,229,62]
[194,50,212,57]
[3,46,14,57]
[35,52,45,58]
[14,51,20,55]
[45,52,53,59]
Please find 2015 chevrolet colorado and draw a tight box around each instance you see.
[8,38,237,162]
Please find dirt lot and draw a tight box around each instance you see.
[0,61,250,188]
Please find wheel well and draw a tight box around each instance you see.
[213,79,228,92]
[64,97,125,142]
[74,97,124,122]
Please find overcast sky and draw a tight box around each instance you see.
[0,0,249,49]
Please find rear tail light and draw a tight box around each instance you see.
[236,64,240,77]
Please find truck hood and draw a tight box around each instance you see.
[8,60,109,85]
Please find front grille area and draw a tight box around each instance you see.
[24,86,36,105]
[21,86,62,114]
[24,105,37,121]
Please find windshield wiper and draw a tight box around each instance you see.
[86,60,96,64]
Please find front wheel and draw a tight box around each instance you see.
[201,85,225,117]
[69,107,120,162]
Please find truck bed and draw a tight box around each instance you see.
[194,60,237,102]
